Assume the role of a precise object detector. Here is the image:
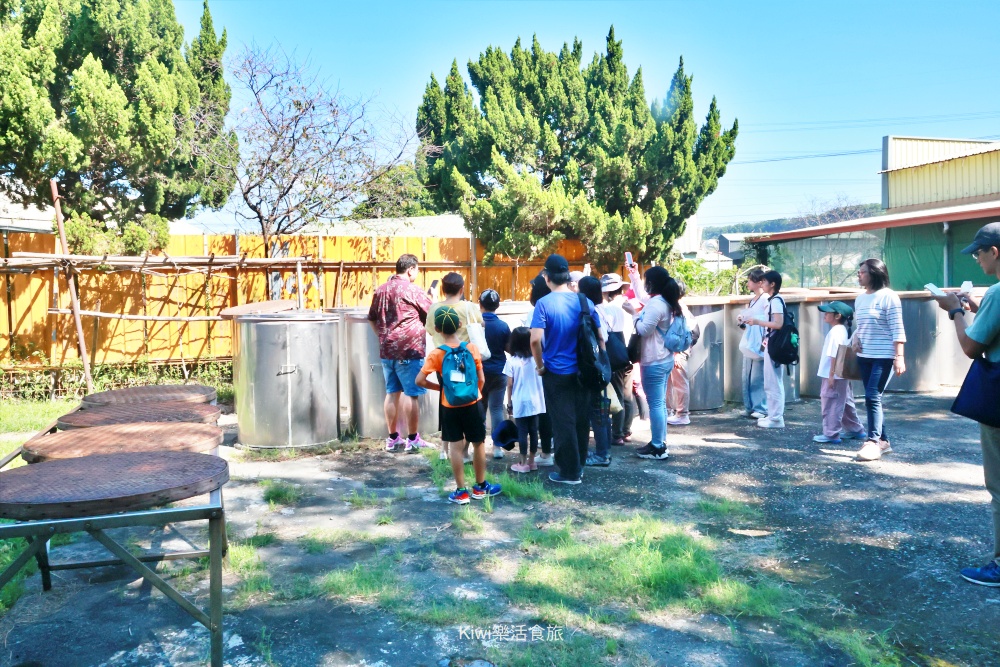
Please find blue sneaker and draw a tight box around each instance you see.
[812,434,842,444]
[841,430,867,440]
[471,480,502,499]
[547,472,582,485]
[960,561,1000,587]
[448,488,471,505]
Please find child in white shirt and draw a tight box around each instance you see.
[503,327,546,473]
[814,302,865,444]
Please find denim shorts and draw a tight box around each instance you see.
[381,358,427,397]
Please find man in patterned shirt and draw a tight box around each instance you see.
[368,254,433,452]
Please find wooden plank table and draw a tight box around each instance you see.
[0,451,229,665]
[82,384,217,407]
[57,401,221,430]
[21,423,224,463]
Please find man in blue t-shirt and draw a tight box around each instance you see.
[934,222,1000,587]
[530,254,603,483]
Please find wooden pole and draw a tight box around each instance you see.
[49,179,93,393]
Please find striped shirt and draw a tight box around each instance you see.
[853,288,906,359]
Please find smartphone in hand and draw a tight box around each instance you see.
[924,283,946,297]
[624,252,633,267]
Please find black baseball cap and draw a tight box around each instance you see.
[961,222,1000,255]
[544,254,570,273]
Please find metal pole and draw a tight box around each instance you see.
[209,511,225,667]
[49,179,93,392]
[296,260,304,310]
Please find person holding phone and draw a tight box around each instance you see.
[850,258,906,462]
[932,222,1000,586]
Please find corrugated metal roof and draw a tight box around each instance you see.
[880,142,1000,173]
[745,199,1000,244]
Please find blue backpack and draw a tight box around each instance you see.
[662,314,693,353]
[439,343,479,405]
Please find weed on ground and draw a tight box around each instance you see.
[259,480,303,507]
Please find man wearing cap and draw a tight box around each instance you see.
[368,253,433,453]
[601,273,635,446]
[530,254,605,484]
[932,222,1000,587]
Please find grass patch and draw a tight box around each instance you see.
[506,515,787,620]
[696,498,763,522]
[812,626,902,667]
[344,489,382,509]
[452,506,485,534]
[298,529,390,554]
[0,399,76,434]
[259,480,303,507]
[226,537,273,608]
[495,471,555,503]
[375,508,396,526]
[486,634,606,667]
[319,555,406,605]
[520,519,575,549]
[398,596,496,626]
[238,444,337,462]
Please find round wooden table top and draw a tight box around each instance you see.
[0,451,229,521]
[57,401,221,430]
[82,384,217,407]
[21,423,225,463]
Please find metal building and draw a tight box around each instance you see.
[748,136,1000,290]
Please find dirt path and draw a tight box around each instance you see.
[1,392,996,666]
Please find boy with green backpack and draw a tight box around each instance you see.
[417,305,502,504]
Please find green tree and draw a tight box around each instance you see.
[0,0,234,254]
[416,27,737,268]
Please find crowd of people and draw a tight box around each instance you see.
[366,222,1000,588]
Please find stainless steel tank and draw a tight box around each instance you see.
[345,312,440,438]
[234,311,340,448]
[494,301,533,330]
[891,296,943,392]
[687,304,725,411]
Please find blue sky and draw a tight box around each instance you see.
[174,0,1000,233]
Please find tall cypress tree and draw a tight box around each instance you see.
[416,27,737,266]
[0,0,235,254]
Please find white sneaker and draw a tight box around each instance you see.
[667,415,690,426]
[856,439,890,462]
[493,447,505,459]
[757,417,785,428]
[750,411,767,419]
[534,454,555,467]
[439,449,448,461]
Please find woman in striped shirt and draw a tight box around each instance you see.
[850,258,906,462]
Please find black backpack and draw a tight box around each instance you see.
[576,293,611,390]
[767,296,799,367]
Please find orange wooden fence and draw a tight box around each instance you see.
[1,232,590,367]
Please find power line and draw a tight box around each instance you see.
[732,149,880,165]
[742,111,1000,133]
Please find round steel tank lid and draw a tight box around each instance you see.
[235,310,340,323]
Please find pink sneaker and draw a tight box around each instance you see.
[510,463,531,474]
[403,433,431,452]
[385,435,402,452]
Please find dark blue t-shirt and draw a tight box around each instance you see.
[530,291,602,375]
[481,312,510,375]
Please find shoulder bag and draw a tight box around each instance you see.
[952,357,1000,428]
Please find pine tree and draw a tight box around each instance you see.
[0,0,235,254]
[416,27,737,267]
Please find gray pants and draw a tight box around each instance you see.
[982,424,1000,564]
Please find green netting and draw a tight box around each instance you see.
[768,231,884,288]
[951,219,998,287]
[883,225,944,291]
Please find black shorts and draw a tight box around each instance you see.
[441,401,486,444]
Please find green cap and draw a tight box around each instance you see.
[818,301,854,319]
[434,305,461,334]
